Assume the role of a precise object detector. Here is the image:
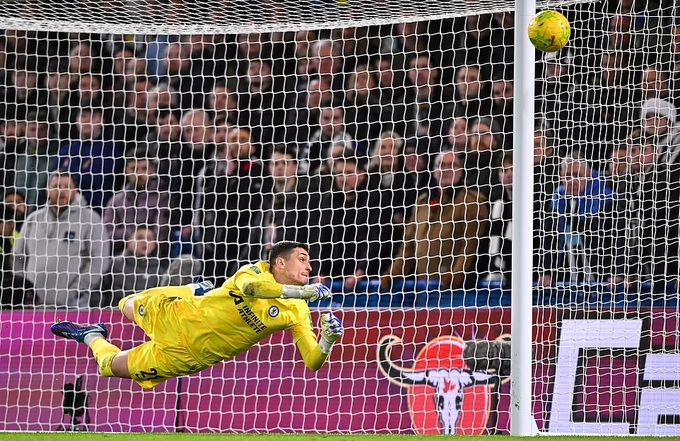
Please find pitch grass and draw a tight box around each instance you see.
[0,436,671,441]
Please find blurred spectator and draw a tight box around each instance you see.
[446,116,468,153]
[606,13,645,68]
[13,114,59,214]
[71,73,105,108]
[406,53,454,147]
[68,42,100,76]
[464,116,503,198]
[402,138,435,196]
[640,64,673,103]
[385,21,429,56]
[483,152,553,286]
[452,65,492,119]
[0,204,32,308]
[108,43,136,92]
[234,33,272,75]
[154,109,183,186]
[449,14,494,78]
[383,151,489,290]
[371,53,416,138]
[209,80,246,128]
[113,75,156,147]
[581,50,639,169]
[162,40,195,110]
[343,64,381,149]
[538,49,581,149]
[194,128,271,286]
[243,59,285,157]
[52,106,124,212]
[4,57,48,120]
[605,143,634,196]
[266,144,323,270]
[318,154,370,291]
[284,76,332,145]
[0,204,19,256]
[146,82,180,128]
[146,35,171,81]
[365,132,417,277]
[544,153,625,283]
[665,24,680,85]
[3,189,26,232]
[283,29,317,82]
[45,61,72,138]
[333,27,377,74]
[489,12,515,76]
[13,172,110,308]
[490,72,514,146]
[103,153,171,257]
[640,97,680,165]
[0,119,24,188]
[483,152,513,284]
[628,131,680,289]
[101,224,166,307]
[299,105,354,175]
[317,140,356,192]
[174,35,226,110]
[533,121,562,210]
[308,38,345,94]
[170,109,215,235]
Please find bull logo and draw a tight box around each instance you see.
[378,335,511,435]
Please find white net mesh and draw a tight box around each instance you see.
[0,0,593,34]
[1,0,680,435]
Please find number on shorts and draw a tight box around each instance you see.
[135,367,161,381]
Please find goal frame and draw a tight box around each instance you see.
[512,0,537,436]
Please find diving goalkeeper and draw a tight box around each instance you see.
[51,241,343,389]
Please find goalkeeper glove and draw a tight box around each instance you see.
[187,280,215,296]
[281,283,332,302]
[319,312,343,355]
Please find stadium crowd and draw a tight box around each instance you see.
[0,0,678,308]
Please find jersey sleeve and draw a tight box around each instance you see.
[289,309,329,371]
[233,265,284,299]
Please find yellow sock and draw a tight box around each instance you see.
[90,338,121,377]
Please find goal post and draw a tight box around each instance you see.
[0,0,679,436]
[511,0,535,435]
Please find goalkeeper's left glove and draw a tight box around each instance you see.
[187,280,215,296]
[319,312,343,355]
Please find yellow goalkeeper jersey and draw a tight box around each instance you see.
[177,261,324,369]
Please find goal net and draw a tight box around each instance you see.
[1,0,679,435]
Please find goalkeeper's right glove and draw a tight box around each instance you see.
[319,312,343,355]
[281,283,332,302]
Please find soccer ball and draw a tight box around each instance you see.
[528,10,571,52]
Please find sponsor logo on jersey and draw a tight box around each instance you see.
[249,265,262,274]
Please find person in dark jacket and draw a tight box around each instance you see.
[543,153,626,283]
[52,107,124,212]
[100,225,166,307]
[266,145,323,274]
[194,127,272,286]
[318,153,371,291]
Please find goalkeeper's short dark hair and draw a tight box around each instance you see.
[269,241,310,267]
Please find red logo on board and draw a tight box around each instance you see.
[377,335,510,435]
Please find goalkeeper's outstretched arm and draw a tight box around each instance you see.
[235,272,332,302]
[294,313,344,371]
